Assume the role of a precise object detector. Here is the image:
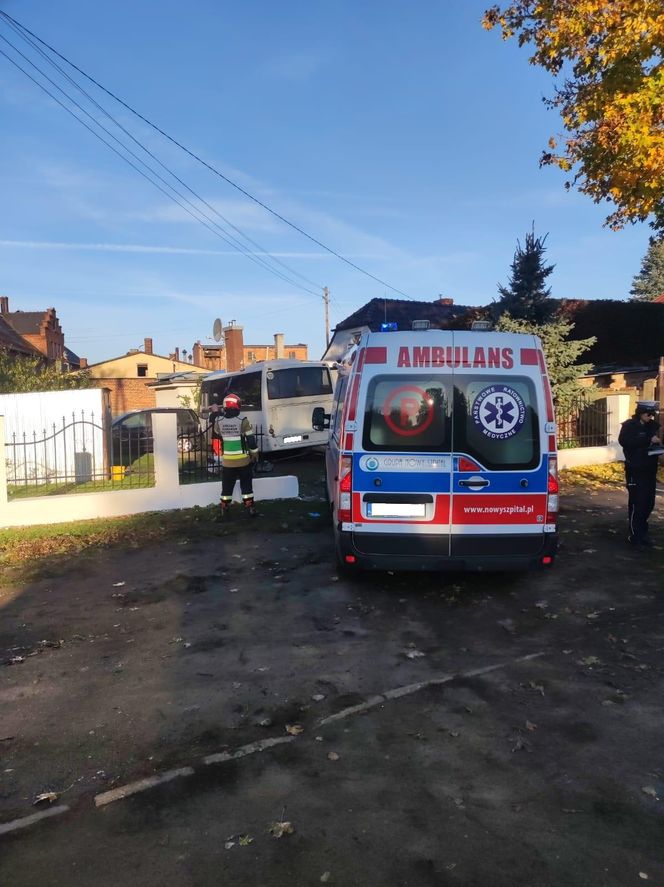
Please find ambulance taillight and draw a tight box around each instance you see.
[338,455,353,523]
[545,455,559,527]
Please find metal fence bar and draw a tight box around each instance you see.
[557,397,610,449]
[4,410,155,499]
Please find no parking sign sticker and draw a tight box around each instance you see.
[383,385,435,437]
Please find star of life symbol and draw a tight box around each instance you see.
[472,384,526,440]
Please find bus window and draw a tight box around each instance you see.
[267,366,332,400]
[226,372,262,410]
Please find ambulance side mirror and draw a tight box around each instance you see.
[312,407,330,431]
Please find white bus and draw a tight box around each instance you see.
[200,359,336,454]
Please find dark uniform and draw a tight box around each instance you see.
[214,394,259,518]
[618,404,660,546]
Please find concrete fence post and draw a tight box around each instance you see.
[605,394,631,445]
[0,416,8,517]
[152,412,179,490]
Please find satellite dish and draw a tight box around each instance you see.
[213,318,223,342]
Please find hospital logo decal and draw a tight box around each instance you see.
[472,385,526,440]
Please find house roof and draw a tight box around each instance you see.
[334,297,474,332]
[84,351,194,372]
[3,310,50,335]
[0,315,42,356]
[63,346,81,367]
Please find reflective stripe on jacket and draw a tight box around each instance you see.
[214,415,258,468]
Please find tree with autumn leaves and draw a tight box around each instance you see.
[483,1,664,231]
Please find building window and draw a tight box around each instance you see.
[247,351,256,362]
[288,350,296,359]
[137,364,148,377]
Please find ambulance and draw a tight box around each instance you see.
[313,326,558,571]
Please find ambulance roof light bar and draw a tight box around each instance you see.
[471,320,493,331]
[380,322,398,332]
[411,319,430,330]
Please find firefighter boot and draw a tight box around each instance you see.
[244,499,258,518]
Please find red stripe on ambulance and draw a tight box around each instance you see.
[352,493,450,524]
[452,494,546,525]
[364,347,387,364]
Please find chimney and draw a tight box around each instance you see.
[274,332,285,359]
[224,324,245,372]
[79,357,88,369]
[435,296,454,306]
[0,296,8,313]
[192,341,204,367]
[174,347,180,362]
[144,337,153,355]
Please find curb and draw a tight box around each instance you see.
[1,651,546,835]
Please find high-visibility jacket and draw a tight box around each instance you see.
[214,414,258,468]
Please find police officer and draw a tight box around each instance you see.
[215,393,259,518]
[618,401,661,547]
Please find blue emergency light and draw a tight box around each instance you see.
[380,322,398,332]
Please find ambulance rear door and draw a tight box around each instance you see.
[449,333,548,559]
[350,332,454,560]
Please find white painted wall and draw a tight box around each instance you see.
[1,388,109,485]
[557,394,631,469]
[0,413,298,529]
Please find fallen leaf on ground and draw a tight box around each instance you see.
[327,751,340,761]
[268,821,294,838]
[33,792,58,806]
[525,721,538,732]
[320,873,331,884]
[641,786,658,799]
[405,649,426,659]
[286,724,304,735]
[312,694,325,702]
[578,656,600,666]
[238,835,254,846]
[497,619,516,634]
[112,581,126,587]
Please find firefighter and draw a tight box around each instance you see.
[215,393,259,518]
[618,402,661,547]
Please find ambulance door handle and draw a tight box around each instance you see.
[458,479,489,488]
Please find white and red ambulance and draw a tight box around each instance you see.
[314,327,558,571]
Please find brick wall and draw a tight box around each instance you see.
[91,378,157,415]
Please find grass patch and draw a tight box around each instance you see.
[0,498,329,580]
[561,461,664,489]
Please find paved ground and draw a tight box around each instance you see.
[1,461,663,886]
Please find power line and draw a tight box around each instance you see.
[0,14,323,294]
[0,33,322,298]
[0,10,412,300]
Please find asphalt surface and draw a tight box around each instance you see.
[1,469,663,886]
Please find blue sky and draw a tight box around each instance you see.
[0,0,650,364]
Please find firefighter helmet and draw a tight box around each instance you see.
[223,393,241,411]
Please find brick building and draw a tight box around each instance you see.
[85,338,201,415]
[0,296,66,362]
[191,326,308,373]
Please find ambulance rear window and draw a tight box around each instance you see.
[362,376,449,451]
[453,376,539,470]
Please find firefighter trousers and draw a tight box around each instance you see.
[221,463,254,505]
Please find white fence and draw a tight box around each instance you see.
[0,413,298,529]
[556,394,630,470]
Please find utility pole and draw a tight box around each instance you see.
[323,286,330,347]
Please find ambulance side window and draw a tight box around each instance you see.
[331,375,349,442]
[453,376,539,470]
[362,375,449,452]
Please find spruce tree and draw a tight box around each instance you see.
[495,314,596,409]
[630,237,664,301]
[494,227,555,323]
